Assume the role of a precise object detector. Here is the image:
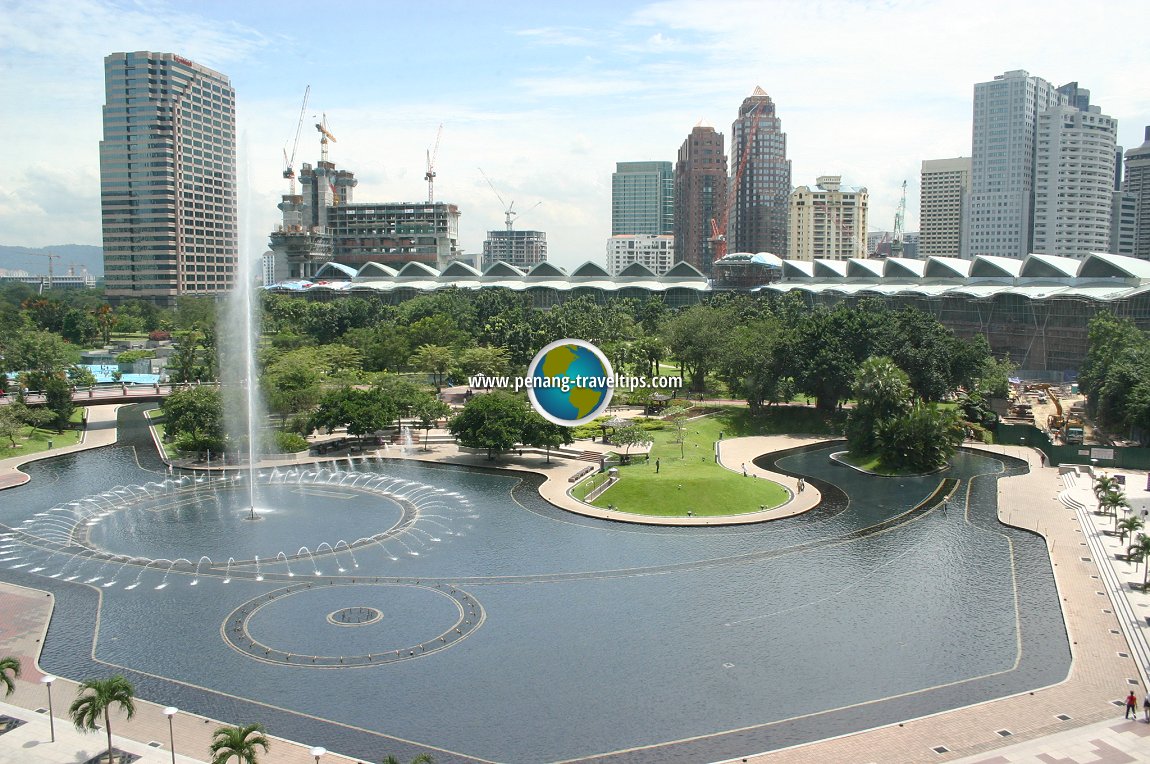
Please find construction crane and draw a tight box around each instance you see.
[282,85,310,194]
[7,252,60,290]
[425,123,443,203]
[890,180,907,258]
[478,167,541,233]
[315,112,337,164]
[710,105,762,262]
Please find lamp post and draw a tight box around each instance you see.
[163,706,178,764]
[40,675,55,743]
[310,746,326,764]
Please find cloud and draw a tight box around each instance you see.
[515,27,600,47]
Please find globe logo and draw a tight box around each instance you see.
[527,339,614,426]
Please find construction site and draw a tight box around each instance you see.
[1000,382,1099,446]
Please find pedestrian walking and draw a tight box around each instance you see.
[797,477,806,493]
[1126,690,1139,719]
[742,463,747,477]
[1143,693,1149,722]
[655,458,660,474]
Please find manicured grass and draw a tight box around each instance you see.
[577,409,798,517]
[145,410,181,459]
[1,409,85,456]
[834,450,935,477]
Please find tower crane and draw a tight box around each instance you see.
[2,251,60,291]
[425,123,443,203]
[282,85,310,194]
[315,112,337,164]
[890,179,907,258]
[478,167,541,232]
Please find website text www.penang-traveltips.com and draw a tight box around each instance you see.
[467,374,683,394]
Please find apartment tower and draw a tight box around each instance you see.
[100,52,236,304]
[730,87,791,255]
[1033,91,1117,258]
[787,176,868,261]
[673,122,727,272]
[611,161,674,235]
[920,158,971,259]
[1125,127,1150,260]
[968,70,1063,259]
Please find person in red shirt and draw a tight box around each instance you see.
[1126,691,1139,719]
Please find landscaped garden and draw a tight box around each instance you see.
[572,406,839,517]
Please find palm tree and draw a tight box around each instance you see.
[1118,515,1145,545]
[1100,489,1129,528]
[383,755,435,764]
[1094,474,1119,502]
[1129,533,1150,591]
[210,722,270,764]
[0,656,19,696]
[69,675,136,764]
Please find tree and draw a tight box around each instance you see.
[662,305,726,393]
[0,407,24,449]
[2,329,79,390]
[1099,488,1129,528]
[791,305,870,411]
[0,656,18,696]
[69,675,136,764]
[262,352,322,426]
[210,722,270,764]
[311,387,398,443]
[874,401,965,472]
[161,387,225,455]
[1094,474,1120,501]
[44,375,75,431]
[411,394,451,450]
[1128,533,1150,591]
[449,391,531,459]
[610,422,650,460]
[1118,515,1144,545]
[411,344,454,390]
[522,411,573,463]
[663,404,690,458]
[383,755,435,764]
[846,356,913,457]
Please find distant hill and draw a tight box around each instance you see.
[0,245,103,277]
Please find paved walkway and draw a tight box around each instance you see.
[9,416,1150,763]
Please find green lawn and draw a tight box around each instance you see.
[145,409,181,459]
[1,408,85,456]
[575,408,820,517]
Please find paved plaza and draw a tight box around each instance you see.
[4,410,1150,762]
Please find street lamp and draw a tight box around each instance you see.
[310,746,326,764]
[163,706,178,764]
[40,675,55,743]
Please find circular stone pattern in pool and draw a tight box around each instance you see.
[327,606,384,627]
[221,581,483,668]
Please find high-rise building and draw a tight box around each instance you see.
[606,234,674,275]
[611,162,673,235]
[673,122,727,272]
[1112,191,1137,255]
[483,229,547,269]
[787,176,868,261]
[1033,98,1117,258]
[919,158,971,259]
[271,158,462,277]
[100,52,236,305]
[1125,127,1150,260]
[969,70,1064,259]
[730,87,791,255]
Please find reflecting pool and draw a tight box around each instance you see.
[0,406,1069,763]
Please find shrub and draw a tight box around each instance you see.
[273,431,309,453]
[148,330,171,342]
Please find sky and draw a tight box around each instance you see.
[1,0,1148,271]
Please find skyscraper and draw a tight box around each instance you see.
[611,161,674,235]
[1125,127,1150,260]
[100,52,236,304]
[969,70,1063,259]
[673,122,727,272]
[1033,96,1117,258]
[919,158,971,259]
[730,87,791,255]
